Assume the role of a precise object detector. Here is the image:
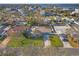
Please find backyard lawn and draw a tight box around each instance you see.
[50,35,63,47]
[7,34,44,47]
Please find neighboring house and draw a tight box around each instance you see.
[0,25,10,39]
[39,18,51,25]
[12,19,27,26]
[24,26,52,39]
[12,26,27,32]
[54,24,71,34]
[7,8,18,13]
[67,29,79,47]
[8,25,27,37]
[33,26,51,33]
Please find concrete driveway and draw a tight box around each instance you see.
[44,40,51,48]
[0,37,11,48]
[59,36,72,48]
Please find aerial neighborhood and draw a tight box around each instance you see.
[0,4,79,48]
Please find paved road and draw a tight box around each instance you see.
[0,37,11,48]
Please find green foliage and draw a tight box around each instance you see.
[32,38,44,47]
[7,34,43,47]
[50,35,63,47]
[27,18,38,26]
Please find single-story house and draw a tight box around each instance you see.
[54,24,71,34]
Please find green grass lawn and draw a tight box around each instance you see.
[50,35,63,47]
[7,34,44,47]
[31,38,44,47]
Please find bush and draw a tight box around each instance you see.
[50,35,63,47]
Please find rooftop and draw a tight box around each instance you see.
[54,25,70,34]
[31,26,52,33]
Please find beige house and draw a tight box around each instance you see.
[68,32,79,47]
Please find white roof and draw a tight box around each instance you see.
[54,25,70,34]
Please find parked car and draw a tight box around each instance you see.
[60,34,68,42]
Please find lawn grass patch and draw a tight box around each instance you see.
[32,38,44,47]
[50,35,63,47]
[7,34,44,47]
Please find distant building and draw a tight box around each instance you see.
[62,8,69,11]
[67,26,79,47]
[71,9,79,14]
[43,18,51,25]
[0,25,10,39]
[5,8,11,11]
[75,9,79,13]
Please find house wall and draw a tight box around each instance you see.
[68,36,79,47]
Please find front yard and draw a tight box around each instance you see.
[7,30,63,47]
[7,34,44,47]
[50,35,63,47]
[7,34,63,47]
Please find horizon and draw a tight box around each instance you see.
[0,4,79,9]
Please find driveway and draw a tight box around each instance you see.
[0,37,11,48]
[44,40,51,48]
[59,36,72,48]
